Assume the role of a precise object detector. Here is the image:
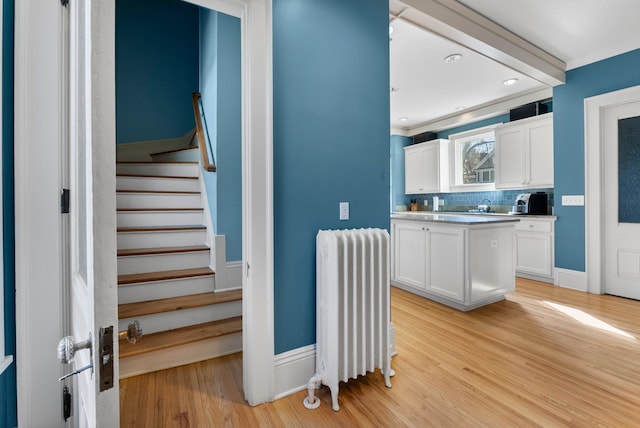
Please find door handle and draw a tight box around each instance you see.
[119,320,143,345]
[57,333,93,381]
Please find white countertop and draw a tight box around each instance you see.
[391,212,520,225]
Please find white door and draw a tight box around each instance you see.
[603,99,640,300]
[66,0,119,425]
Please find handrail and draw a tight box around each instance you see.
[191,92,216,172]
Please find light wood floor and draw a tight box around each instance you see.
[120,278,640,427]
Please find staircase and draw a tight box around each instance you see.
[116,147,242,378]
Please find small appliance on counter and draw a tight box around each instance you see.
[514,192,548,215]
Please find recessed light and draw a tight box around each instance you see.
[444,53,463,63]
[503,78,519,86]
[399,117,408,122]
[390,87,399,92]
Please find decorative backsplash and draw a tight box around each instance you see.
[402,188,554,213]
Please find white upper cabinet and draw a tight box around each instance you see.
[494,114,554,189]
[404,139,450,194]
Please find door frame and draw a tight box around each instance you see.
[15,0,274,424]
[584,84,640,294]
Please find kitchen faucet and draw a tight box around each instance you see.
[477,198,491,213]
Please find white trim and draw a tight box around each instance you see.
[406,87,552,136]
[0,1,7,374]
[240,0,274,405]
[554,268,588,292]
[273,345,316,400]
[15,1,67,425]
[584,85,640,294]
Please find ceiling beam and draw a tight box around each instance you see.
[395,0,566,86]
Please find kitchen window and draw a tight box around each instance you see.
[449,125,499,192]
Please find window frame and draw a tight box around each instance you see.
[448,124,500,193]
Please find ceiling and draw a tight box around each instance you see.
[390,0,640,133]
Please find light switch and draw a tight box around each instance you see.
[339,202,349,220]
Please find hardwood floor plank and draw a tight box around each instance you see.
[121,278,640,427]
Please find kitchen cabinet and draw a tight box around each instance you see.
[404,139,450,194]
[391,214,517,311]
[514,217,556,282]
[495,113,553,189]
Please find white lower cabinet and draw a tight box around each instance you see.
[391,217,516,311]
[514,217,556,282]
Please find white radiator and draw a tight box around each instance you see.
[304,228,393,411]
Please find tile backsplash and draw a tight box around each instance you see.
[402,188,554,213]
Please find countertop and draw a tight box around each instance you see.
[391,212,521,225]
[394,210,557,220]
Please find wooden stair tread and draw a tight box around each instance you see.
[119,317,242,358]
[118,267,214,285]
[119,290,242,319]
[117,173,198,180]
[117,207,203,212]
[117,189,200,195]
[117,225,206,233]
[118,245,209,257]
[151,146,199,156]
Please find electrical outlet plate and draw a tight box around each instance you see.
[439,199,444,206]
[562,195,584,206]
[339,202,349,220]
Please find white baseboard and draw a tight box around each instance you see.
[273,344,316,400]
[554,268,588,292]
[272,322,397,400]
[218,261,242,291]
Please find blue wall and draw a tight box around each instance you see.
[1,0,17,426]
[199,11,242,262]
[553,48,640,271]
[116,0,199,144]
[391,135,413,210]
[273,0,390,354]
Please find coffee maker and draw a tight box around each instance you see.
[514,192,548,215]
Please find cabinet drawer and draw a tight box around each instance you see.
[515,219,552,233]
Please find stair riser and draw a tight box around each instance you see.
[151,149,199,163]
[116,193,203,210]
[116,163,199,177]
[117,230,206,250]
[116,176,199,192]
[119,332,242,379]
[117,211,203,228]
[119,300,241,335]
[118,251,210,275]
[118,275,215,304]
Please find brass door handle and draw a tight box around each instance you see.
[119,320,143,345]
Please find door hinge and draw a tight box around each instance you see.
[61,0,69,7]
[61,188,70,214]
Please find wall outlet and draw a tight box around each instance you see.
[491,239,498,248]
[424,200,429,206]
[339,202,349,220]
[562,195,584,206]
[439,199,444,206]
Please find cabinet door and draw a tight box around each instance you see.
[426,225,465,301]
[393,221,427,289]
[527,119,554,187]
[404,147,425,194]
[495,127,525,188]
[422,143,441,193]
[515,232,552,276]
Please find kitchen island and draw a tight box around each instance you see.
[391,212,519,311]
